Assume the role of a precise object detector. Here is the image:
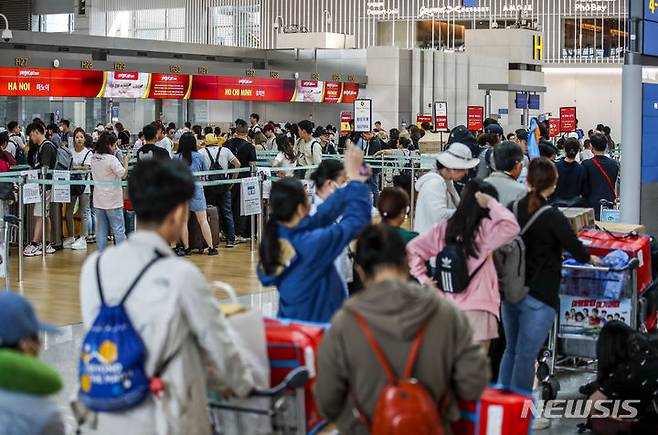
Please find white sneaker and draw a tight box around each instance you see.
[532,416,551,430]
[62,237,75,249]
[23,244,42,257]
[71,237,88,251]
[45,243,56,255]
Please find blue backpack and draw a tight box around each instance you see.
[79,253,164,412]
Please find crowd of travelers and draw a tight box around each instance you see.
[1,112,655,435]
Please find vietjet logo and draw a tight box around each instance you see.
[344,90,357,95]
[238,79,253,84]
[301,80,318,87]
[161,75,178,81]
[18,70,39,77]
[114,72,139,80]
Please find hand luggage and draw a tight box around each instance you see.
[188,205,220,250]
[578,229,652,293]
[264,318,327,433]
[452,386,532,435]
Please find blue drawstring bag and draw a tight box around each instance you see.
[79,254,163,411]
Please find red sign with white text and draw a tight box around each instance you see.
[0,66,359,103]
[549,118,561,137]
[322,82,343,103]
[560,107,577,132]
[340,112,352,137]
[416,115,433,128]
[467,106,484,131]
[341,83,359,103]
[147,74,192,99]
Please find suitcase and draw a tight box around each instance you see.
[264,318,328,433]
[578,229,653,294]
[188,205,220,250]
[452,386,532,435]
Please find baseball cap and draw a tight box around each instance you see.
[485,123,504,136]
[204,133,218,145]
[0,293,58,346]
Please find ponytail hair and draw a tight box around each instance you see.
[527,157,558,213]
[260,178,308,275]
[564,138,580,160]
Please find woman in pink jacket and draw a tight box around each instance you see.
[407,179,520,350]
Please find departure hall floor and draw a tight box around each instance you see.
[16,245,590,434]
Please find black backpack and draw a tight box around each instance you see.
[434,242,487,294]
[9,135,26,165]
[204,147,228,197]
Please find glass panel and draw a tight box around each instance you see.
[135,29,166,41]
[562,18,626,61]
[135,9,166,30]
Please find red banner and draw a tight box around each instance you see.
[560,107,577,133]
[147,74,192,99]
[416,115,433,128]
[322,82,343,103]
[0,66,359,103]
[341,83,359,103]
[467,106,484,131]
[549,118,561,138]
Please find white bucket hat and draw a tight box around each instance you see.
[436,143,480,169]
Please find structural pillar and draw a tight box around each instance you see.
[620,63,643,224]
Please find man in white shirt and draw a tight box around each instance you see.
[248,113,262,135]
[79,159,254,435]
[6,121,24,157]
[295,120,322,178]
[201,134,241,248]
[155,124,173,157]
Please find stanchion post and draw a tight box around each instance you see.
[40,167,46,259]
[249,163,256,253]
[410,155,416,229]
[257,171,264,248]
[18,177,24,283]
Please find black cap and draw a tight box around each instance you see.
[485,123,504,135]
[448,125,480,158]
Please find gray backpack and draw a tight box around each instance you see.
[494,201,551,304]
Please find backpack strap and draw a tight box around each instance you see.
[352,311,396,384]
[591,157,617,200]
[205,147,216,167]
[402,322,427,380]
[520,204,552,236]
[95,251,165,307]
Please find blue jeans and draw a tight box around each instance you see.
[96,207,126,252]
[368,173,380,206]
[498,295,557,392]
[124,210,136,236]
[219,190,235,243]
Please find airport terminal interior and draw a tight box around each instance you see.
[0,0,658,434]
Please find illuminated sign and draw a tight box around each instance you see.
[419,5,490,17]
[533,34,544,61]
[575,1,608,13]
[15,58,28,67]
[0,66,358,103]
[367,2,399,16]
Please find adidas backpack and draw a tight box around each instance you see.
[493,200,551,304]
[434,242,487,294]
[352,310,445,435]
[79,253,163,411]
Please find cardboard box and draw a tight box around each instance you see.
[559,207,596,233]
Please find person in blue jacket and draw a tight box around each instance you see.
[258,147,372,322]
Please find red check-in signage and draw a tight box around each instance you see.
[549,118,561,137]
[467,106,484,131]
[0,66,359,103]
[560,107,577,132]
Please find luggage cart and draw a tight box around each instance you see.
[208,367,311,435]
[537,258,641,400]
